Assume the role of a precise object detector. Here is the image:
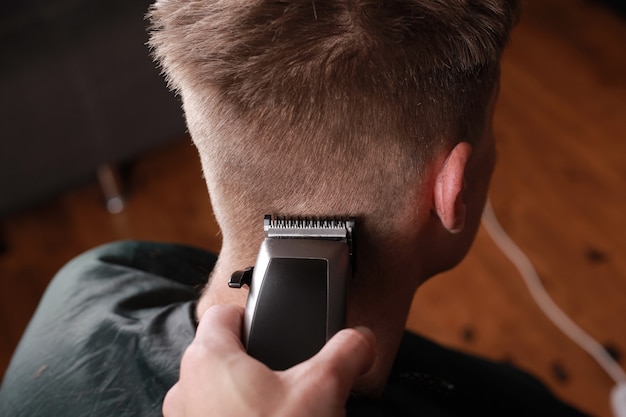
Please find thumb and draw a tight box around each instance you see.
[321,327,377,378]
[292,327,376,401]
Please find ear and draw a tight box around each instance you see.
[433,142,473,234]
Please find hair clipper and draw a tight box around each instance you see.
[228,215,355,370]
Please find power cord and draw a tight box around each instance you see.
[481,199,626,417]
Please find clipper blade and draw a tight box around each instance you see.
[264,215,354,250]
[241,215,355,369]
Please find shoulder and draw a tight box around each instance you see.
[40,240,217,313]
[0,241,217,417]
[380,331,591,417]
[57,240,217,287]
[19,241,217,332]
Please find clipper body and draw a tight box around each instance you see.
[231,216,355,370]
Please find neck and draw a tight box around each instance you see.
[196,245,255,319]
[196,238,428,396]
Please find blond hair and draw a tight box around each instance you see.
[149,0,519,250]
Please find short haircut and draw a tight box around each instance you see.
[149,0,520,247]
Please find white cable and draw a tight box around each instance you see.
[481,199,626,417]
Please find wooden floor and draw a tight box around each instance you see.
[1,1,625,416]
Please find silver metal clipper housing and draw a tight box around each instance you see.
[236,215,355,370]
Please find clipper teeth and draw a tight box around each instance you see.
[267,217,350,229]
[264,215,354,241]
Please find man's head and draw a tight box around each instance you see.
[150,0,518,266]
[150,0,519,391]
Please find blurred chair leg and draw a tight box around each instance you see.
[97,164,125,214]
[0,224,7,256]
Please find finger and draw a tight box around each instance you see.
[194,304,245,349]
[322,326,377,379]
[162,382,181,417]
[294,327,376,398]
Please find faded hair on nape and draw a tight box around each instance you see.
[149,0,520,241]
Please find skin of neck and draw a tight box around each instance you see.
[192,82,496,394]
[195,212,435,395]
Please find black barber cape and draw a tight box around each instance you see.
[0,241,590,417]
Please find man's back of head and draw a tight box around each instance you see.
[150,0,519,252]
[150,0,520,393]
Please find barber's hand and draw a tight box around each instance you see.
[163,304,376,417]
